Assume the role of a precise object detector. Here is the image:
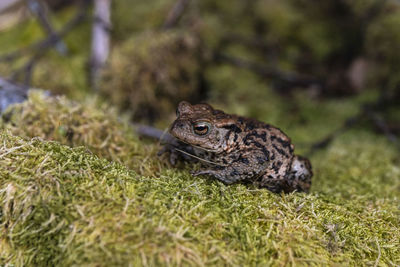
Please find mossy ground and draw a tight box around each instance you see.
[0,91,399,266]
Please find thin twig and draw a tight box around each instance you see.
[367,110,398,144]
[174,148,227,166]
[0,1,88,63]
[306,114,361,156]
[134,124,178,146]
[26,0,67,55]
[216,53,323,89]
[307,89,400,156]
[162,0,190,30]
[6,0,90,85]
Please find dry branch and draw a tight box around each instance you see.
[217,53,323,90]
[3,0,90,85]
[162,0,190,30]
[26,0,67,55]
[307,90,400,156]
[89,0,111,90]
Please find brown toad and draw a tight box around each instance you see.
[165,101,312,193]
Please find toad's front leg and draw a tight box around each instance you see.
[191,150,269,185]
[158,142,199,165]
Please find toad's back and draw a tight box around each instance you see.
[167,101,312,193]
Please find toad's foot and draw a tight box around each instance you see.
[286,155,312,193]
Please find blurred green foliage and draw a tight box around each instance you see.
[101,30,207,122]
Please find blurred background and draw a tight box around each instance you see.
[0,0,399,153]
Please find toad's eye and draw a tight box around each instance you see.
[193,122,211,136]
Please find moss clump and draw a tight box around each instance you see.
[0,132,140,265]
[101,30,207,122]
[0,91,399,266]
[0,90,156,173]
[0,131,399,266]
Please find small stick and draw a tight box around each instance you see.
[307,89,400,156]
[26,0,67,55]
[5,0,90,85]
[162,0,190,30]
[134,124,179,146]
[306,114,361,156]
[89,0,111,90]
[216,53,323,89]
[0,0,89,63]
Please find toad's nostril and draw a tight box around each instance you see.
[175,122,184,128]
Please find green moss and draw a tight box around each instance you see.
[0,132,140,265]
[0,91,155,174]
[313,131,400,199]
[0,91,399,266]
[0,131,399,266]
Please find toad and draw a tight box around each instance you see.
[163,101,312,193]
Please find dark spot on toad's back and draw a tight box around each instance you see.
[257,157,265,164]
